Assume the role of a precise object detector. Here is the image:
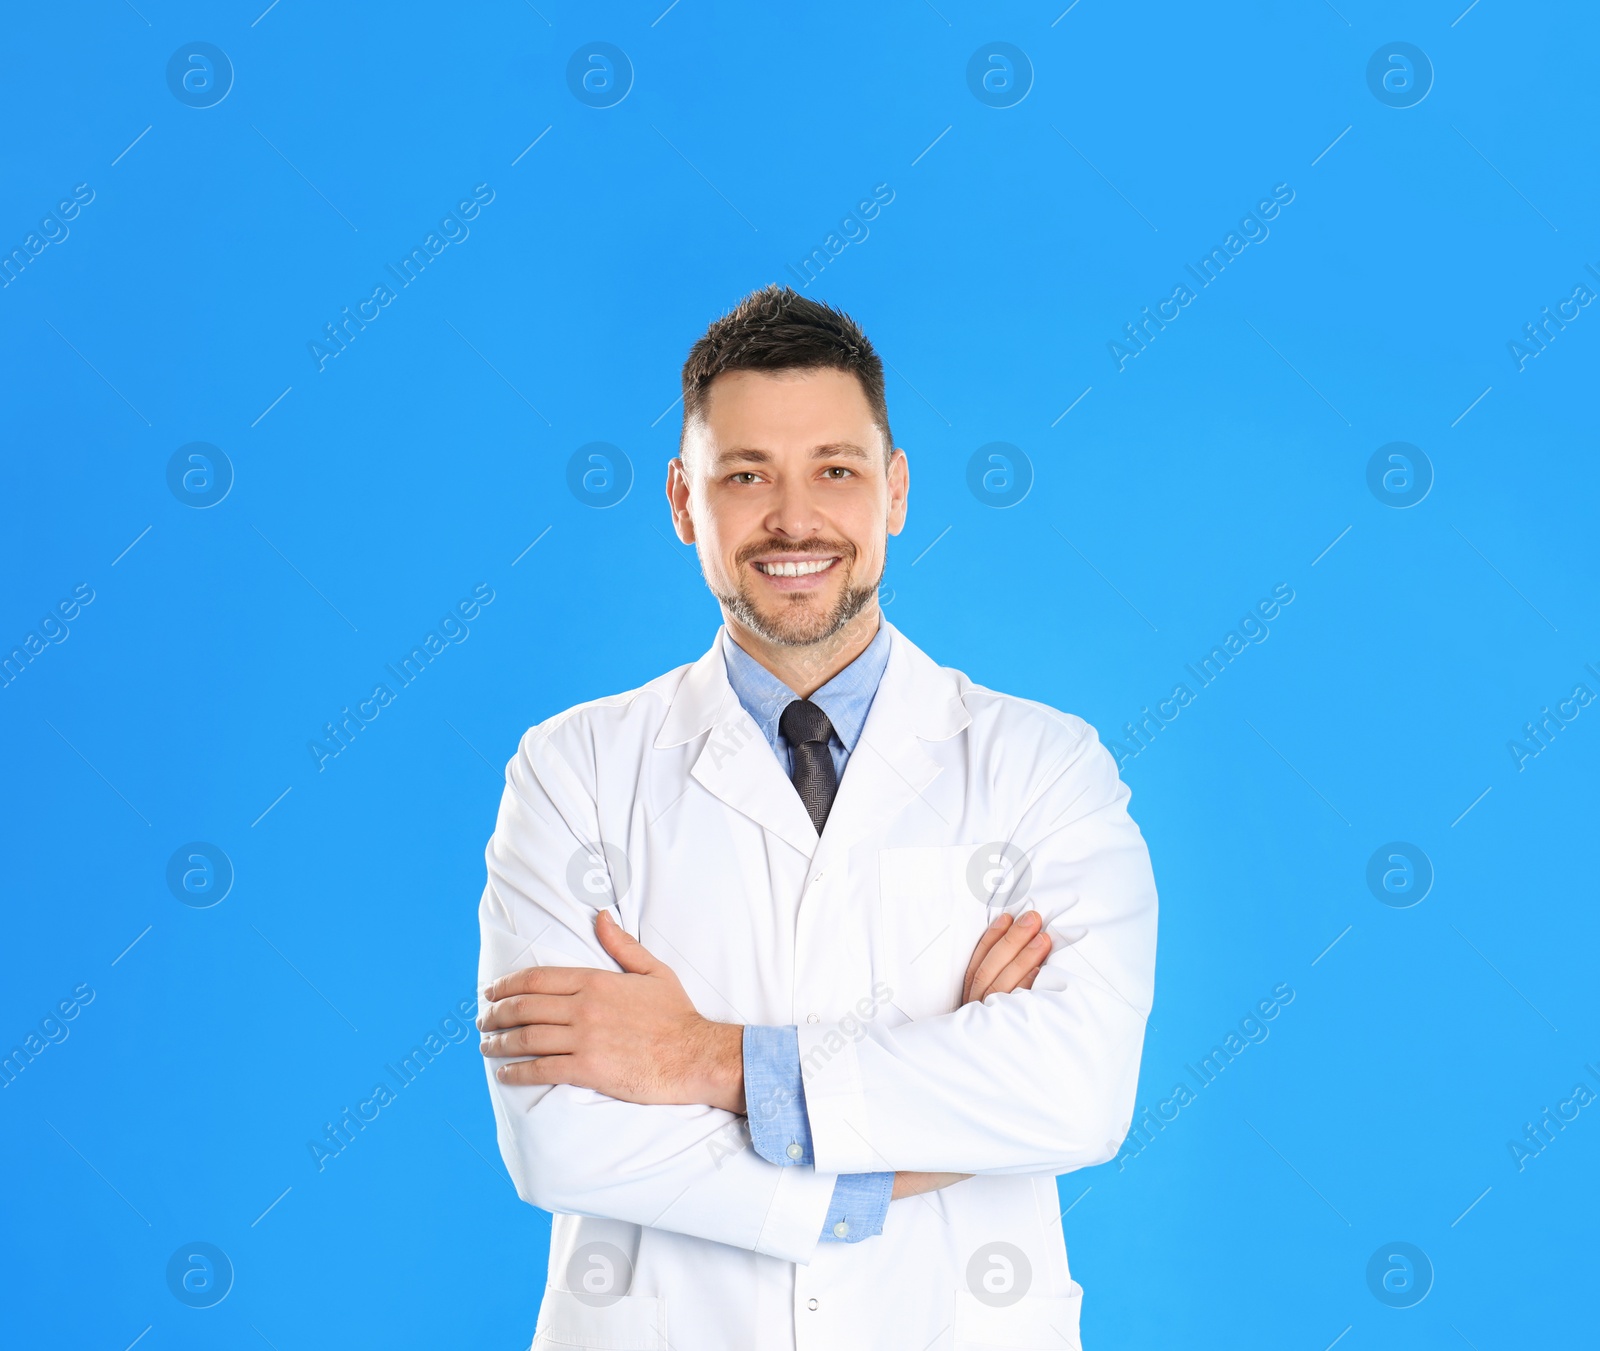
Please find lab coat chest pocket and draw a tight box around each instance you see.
[876,845,987,1020]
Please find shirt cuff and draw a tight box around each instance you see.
[743,1024,813,1166]
[819,1170,893,1242]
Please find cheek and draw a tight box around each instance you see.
[703,534,756,590]
[836,500,889,565]
[686,508,737,575]
[846,534,879,569]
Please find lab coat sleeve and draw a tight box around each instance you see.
[477,724,837,1263]
[797,722,1159,1177]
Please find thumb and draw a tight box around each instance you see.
[595,908,664,976]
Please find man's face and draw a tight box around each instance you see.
[667,367,909,648]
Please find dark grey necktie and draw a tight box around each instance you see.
[778,699,838,834]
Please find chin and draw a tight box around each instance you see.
[759,609,841,647]
[724,580,877,649]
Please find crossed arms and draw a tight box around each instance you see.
[476,721,1157,1262]
[479,905,1055,1204]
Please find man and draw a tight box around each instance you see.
[475,286,1158,1350]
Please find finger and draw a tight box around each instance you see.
[967,911,1041,1003]
[1018,965,1041,990]
[986,930,1052,998]
[970,923,1047,1002]
[479,1024,575,1058]
[478,991,570,1032]
[962,914,1014,1003]
[594,909,666,977]
[493,1055,576,1087]
[477,992,572,1032]
[483,965,588,1002]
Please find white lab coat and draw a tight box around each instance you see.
[478,621,1157,1351]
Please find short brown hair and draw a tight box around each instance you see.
[679,285,894,460]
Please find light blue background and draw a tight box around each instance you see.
[3,1,1596,1347]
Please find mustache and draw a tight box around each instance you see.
[736,538,856,565]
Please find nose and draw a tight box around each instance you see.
[762,475,827,541]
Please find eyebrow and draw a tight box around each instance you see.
[712,442,874,469]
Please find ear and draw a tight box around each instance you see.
[666,457,696,544]
[886,447,910,537]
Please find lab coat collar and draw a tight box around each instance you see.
[658,620,970,858]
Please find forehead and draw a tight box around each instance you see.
[688,368,880,457]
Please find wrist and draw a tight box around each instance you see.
[695,1019,746,1114]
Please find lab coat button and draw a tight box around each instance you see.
[786,1143,803,1160]
[833,1220,849,1238]
[806,1013,819,1024]
[807,1298,819,1311]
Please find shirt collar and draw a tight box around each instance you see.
[719,621,893,750]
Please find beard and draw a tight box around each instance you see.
[711,537,882,648]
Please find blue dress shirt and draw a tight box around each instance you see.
[720,623,896,1244]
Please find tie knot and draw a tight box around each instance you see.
[779,698,833,747]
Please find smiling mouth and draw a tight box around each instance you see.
[753,557,839,578]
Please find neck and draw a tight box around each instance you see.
[724,605,882,699]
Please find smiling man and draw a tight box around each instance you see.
[475,286,1158,1351]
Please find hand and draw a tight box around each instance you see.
[894,911,1053,1201]
[892,1170,974,1200]
[478,910,745,1113]
[962,910,1052,1004]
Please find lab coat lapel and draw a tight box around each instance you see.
[658,631,821,859]
[819,624,970,860]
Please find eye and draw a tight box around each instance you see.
[729,472,762,485]
[821,466,854,480]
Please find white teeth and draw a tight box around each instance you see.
[758,558,834,577]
